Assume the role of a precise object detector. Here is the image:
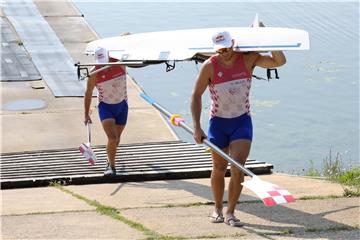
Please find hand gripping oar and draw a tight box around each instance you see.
[140,92,295,206]
[79,122,97,165]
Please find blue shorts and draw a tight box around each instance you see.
[208,113,253,148]
[98,100,128,125]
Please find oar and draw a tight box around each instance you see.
[140,92,295,206]
[79,122,97,165]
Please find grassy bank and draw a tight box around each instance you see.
[333,167,360,196]
[306,150,360,196]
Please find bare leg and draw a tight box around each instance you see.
[210,147,229,213]
[226,139,251,216]
[101,119,119,168]
[115,124,126,146]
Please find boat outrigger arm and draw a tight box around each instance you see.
[75,60,177,81]
[75,59,279,82]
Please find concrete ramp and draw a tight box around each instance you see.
[3,0,86,96]
[0,17,41,81]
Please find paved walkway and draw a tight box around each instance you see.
[2,174,359,239]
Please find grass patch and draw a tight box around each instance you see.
[163,201,213,208]
[343,186,360,197]
[305,225,358,233]
[280,229,294,235]
[260,229,294,236]
[298,195,341,200]
[332,167,360,197]
[305,160,321,177]
[305,149,360,196]
[336,167,360,186]
[51,183,185,240]
[195,233,246,239]
[161,200,262,209]
[323,150,343,179]
[194,233,221,239]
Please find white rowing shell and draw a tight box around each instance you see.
[86,27,310,62]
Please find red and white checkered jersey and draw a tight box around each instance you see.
[209,54,252,118]
[95,65,127,104]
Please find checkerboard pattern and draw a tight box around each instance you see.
[242,177,295,206]
[79,143,96,166]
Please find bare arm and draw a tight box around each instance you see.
[254,51,286,69]
[251,22,286,69]
[191,60,212,143]
[84,72,96,124]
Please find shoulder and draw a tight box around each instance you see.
[196,57,214,80]
[242,52,260,60]
[201,58,215,72]
[242,52,261,67]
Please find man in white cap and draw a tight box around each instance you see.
[191,29,286,227]
[84,47,128,176]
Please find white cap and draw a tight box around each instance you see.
[94,47,109,63]
[212,31,233,51]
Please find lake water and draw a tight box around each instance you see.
[74,1,359,174]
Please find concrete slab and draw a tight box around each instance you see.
[1,211,145,240]
[34,0,83,17]
[122,205,248,239]
[1,187,94,216]
[1,111,88,152]
[65,179,215,209]
[64,174,346,210]
[45,16,98,43]
[248,174,345,198]
[33,0,99,85]
[1,175,357,240]
[1,75,176,153]
[1,17,41,82]
[63,42,94,64]
[267,231,360,240]
[121,198,359,239]
[125,108,178,141]
[283,198,360,227]
[1,81,51,106]
[1,107,176,152]
[3,0,88,97]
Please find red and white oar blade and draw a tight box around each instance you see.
[242,176,295,206]
[79,143,96,165]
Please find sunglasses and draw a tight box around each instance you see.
[216,48,232,54]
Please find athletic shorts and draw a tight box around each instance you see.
[98,100,128,125]
[208,113,253,149]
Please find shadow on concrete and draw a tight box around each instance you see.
[112,179,357,239]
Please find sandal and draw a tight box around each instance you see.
[209,211,224,223]
[225,216,244,227]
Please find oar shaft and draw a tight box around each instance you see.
[140,93,255,177]
[86,123,91,144]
